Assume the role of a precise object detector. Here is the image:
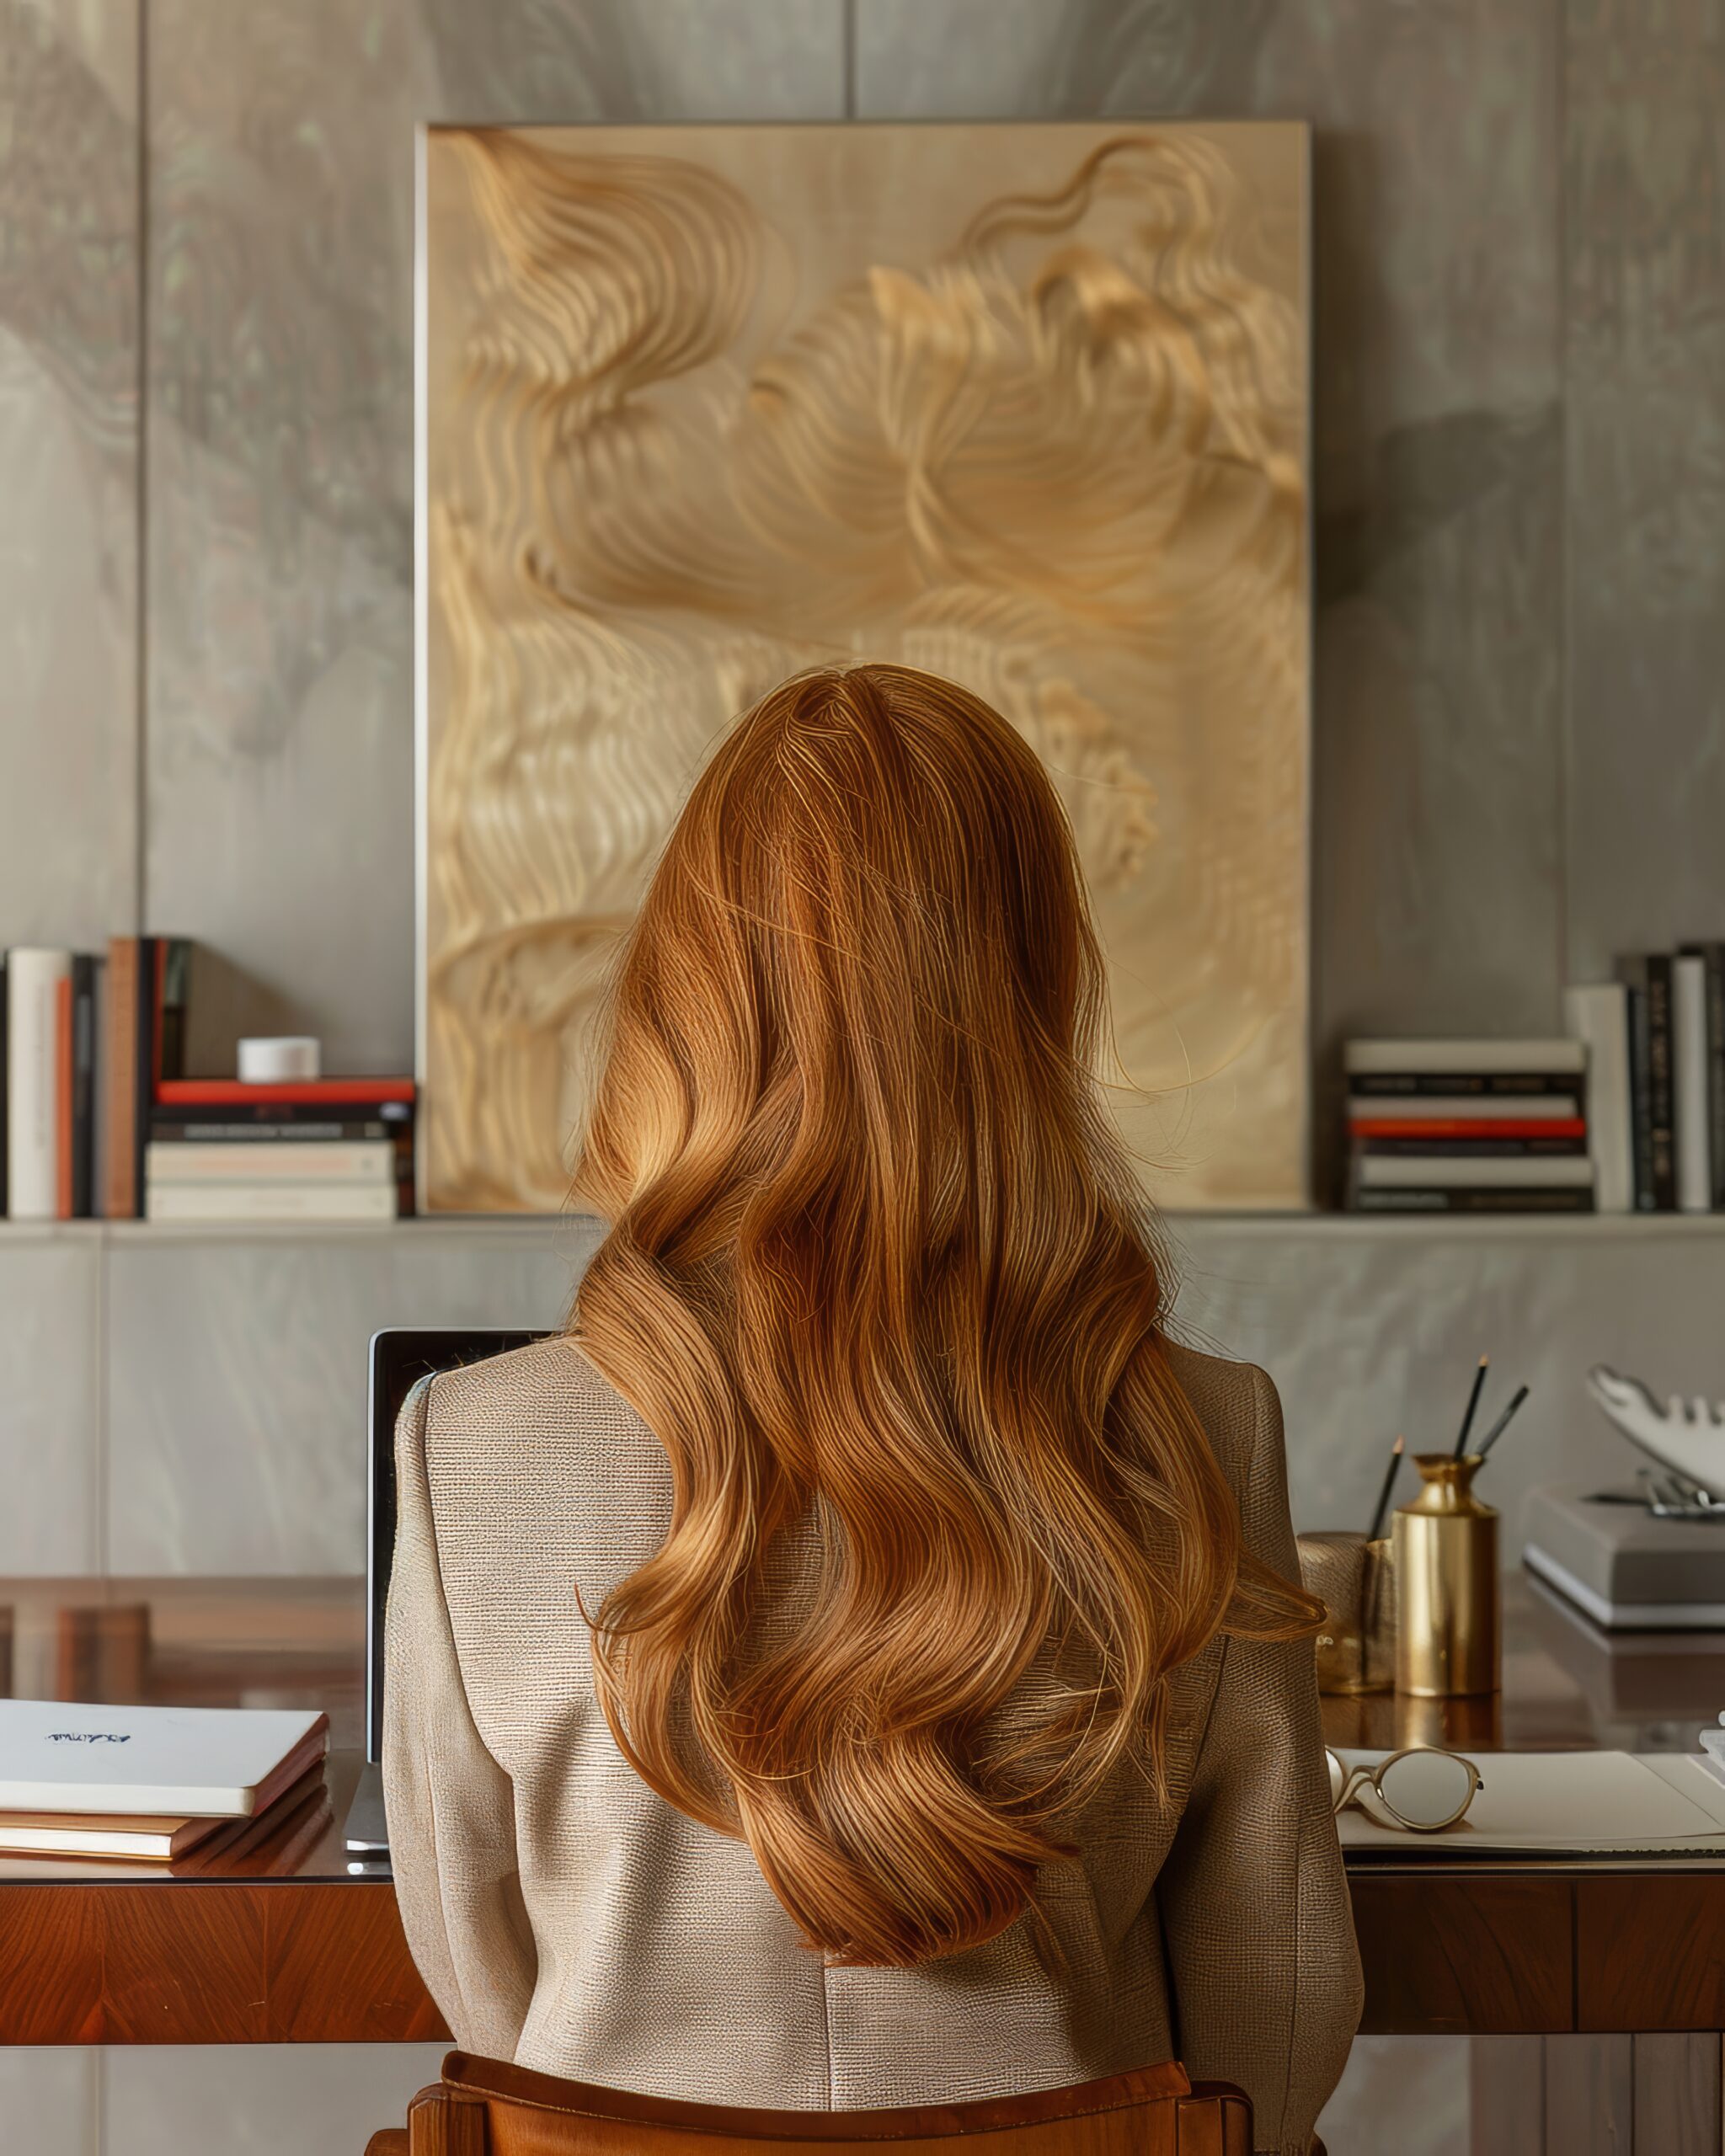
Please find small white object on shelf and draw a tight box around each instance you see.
[237,1035,320,1083]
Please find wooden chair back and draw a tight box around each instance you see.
[365,2052,1253,2156]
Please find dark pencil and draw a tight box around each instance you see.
[1453,1354,1490,1458]
[1367,1435,1406,1543]
[1476,1384,1530,1462]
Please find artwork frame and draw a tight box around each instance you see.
[415,119,1313,1215]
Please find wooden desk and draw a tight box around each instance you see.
[3,1573,1724,2049]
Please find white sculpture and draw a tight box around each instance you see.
[1588,1365,1725,1499]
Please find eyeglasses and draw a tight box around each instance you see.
[1327,1746,1483,1833]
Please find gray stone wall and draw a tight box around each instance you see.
[4,0,1722,1588]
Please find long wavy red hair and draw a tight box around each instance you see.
[569,662,1318,1969]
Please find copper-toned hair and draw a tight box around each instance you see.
[570,662,1318,1969]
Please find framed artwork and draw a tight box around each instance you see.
[418,120,1310,1213]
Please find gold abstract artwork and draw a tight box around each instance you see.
[419,121,1310,1213]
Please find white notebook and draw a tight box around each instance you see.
[0,1700,328,1817]
[1335,1749,1725,1858]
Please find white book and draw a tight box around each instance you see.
[1355,1154,1594,1190]
[145,1181,398,1223]
[147,1139,396,1184]
[1347,1094,1581,1124]
[1564,983,1635,1214]
[1346,1038,1585,1075]
[5,947,71,1219]
[0,1700,327,1817]
[1673,954,1713,1214]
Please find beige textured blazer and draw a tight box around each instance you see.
[385,1334,1362,2156]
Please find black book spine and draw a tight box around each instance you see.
[1621,981,1654,1209]
[157,937,191,1083]
[1352,1186,1596,1214]
[151,1118,395,1142]
[69,954,95,1218]
[132,935,156,1219]
[149,1100,410,1129]
[1646,955,1677,1209]
[1685,942,1725,1210]
[1348,1072,1583,1097]
[1354,1136,1588,1159]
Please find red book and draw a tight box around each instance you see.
[155,1078,416,1107]
[55,978,73,1219]
[1349,1118,1587,1141]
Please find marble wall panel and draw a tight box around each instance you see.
[0,1230,102,1574]
[0,2047,98,2156]
[93,1214,1725,1577]
[104,2042,446,2156]
[0,0,138,953]
[103,1216,601,1573]
[142,0,844,1079]
[1543,2032,1633,2153]
[1314,2034,1471,2156]
[856,0,1566,1199]
[1172,1218,1725,1550]
[1562,1,1725,981]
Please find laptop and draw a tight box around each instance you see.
[344,1327,551,1859]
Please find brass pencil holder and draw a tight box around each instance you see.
[1296,1530,1397,1694]
[1392,1454,1500,1699]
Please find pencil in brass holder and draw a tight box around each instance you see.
[1296,1531,1397,1694]
[1392,1454,1499,1698]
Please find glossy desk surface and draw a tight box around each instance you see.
[4,1571,1725,2041]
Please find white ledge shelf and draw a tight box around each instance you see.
[5,1212,1725,1244]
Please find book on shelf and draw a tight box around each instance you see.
[1353,1132,1587,1157]
[1564,983,1635,1214]
[154,1078,415,1108]
[1346,1094,1583,1123]
[1616,954,1677,1210]
[145,1075,416,1219]
[145,1181,399,1223]
[147,1139,398,1184]
[0,928,419,1225]
[0,1699,328,1818]
[1674,953,1715,1214]
[5,948,72,1220]
[1343,1039,1595,1214]
[1683,942,1725,1210]
[1353,1187,1597,1214]
[1354,1155,1594,1191]
[1681,944,1725,1215]
[102,935,193,1220]
[1344,1040,1585,1095]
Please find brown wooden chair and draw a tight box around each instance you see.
[364,2052,1254,2156]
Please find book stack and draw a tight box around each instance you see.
[1567,947,1725,1214]
[3,933,416,1221]
[0,1699,328,1863]
[146,1078,415,1222]
[1344,1040,1594,1214]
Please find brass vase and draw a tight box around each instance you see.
[1392,1453,1500,1699]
